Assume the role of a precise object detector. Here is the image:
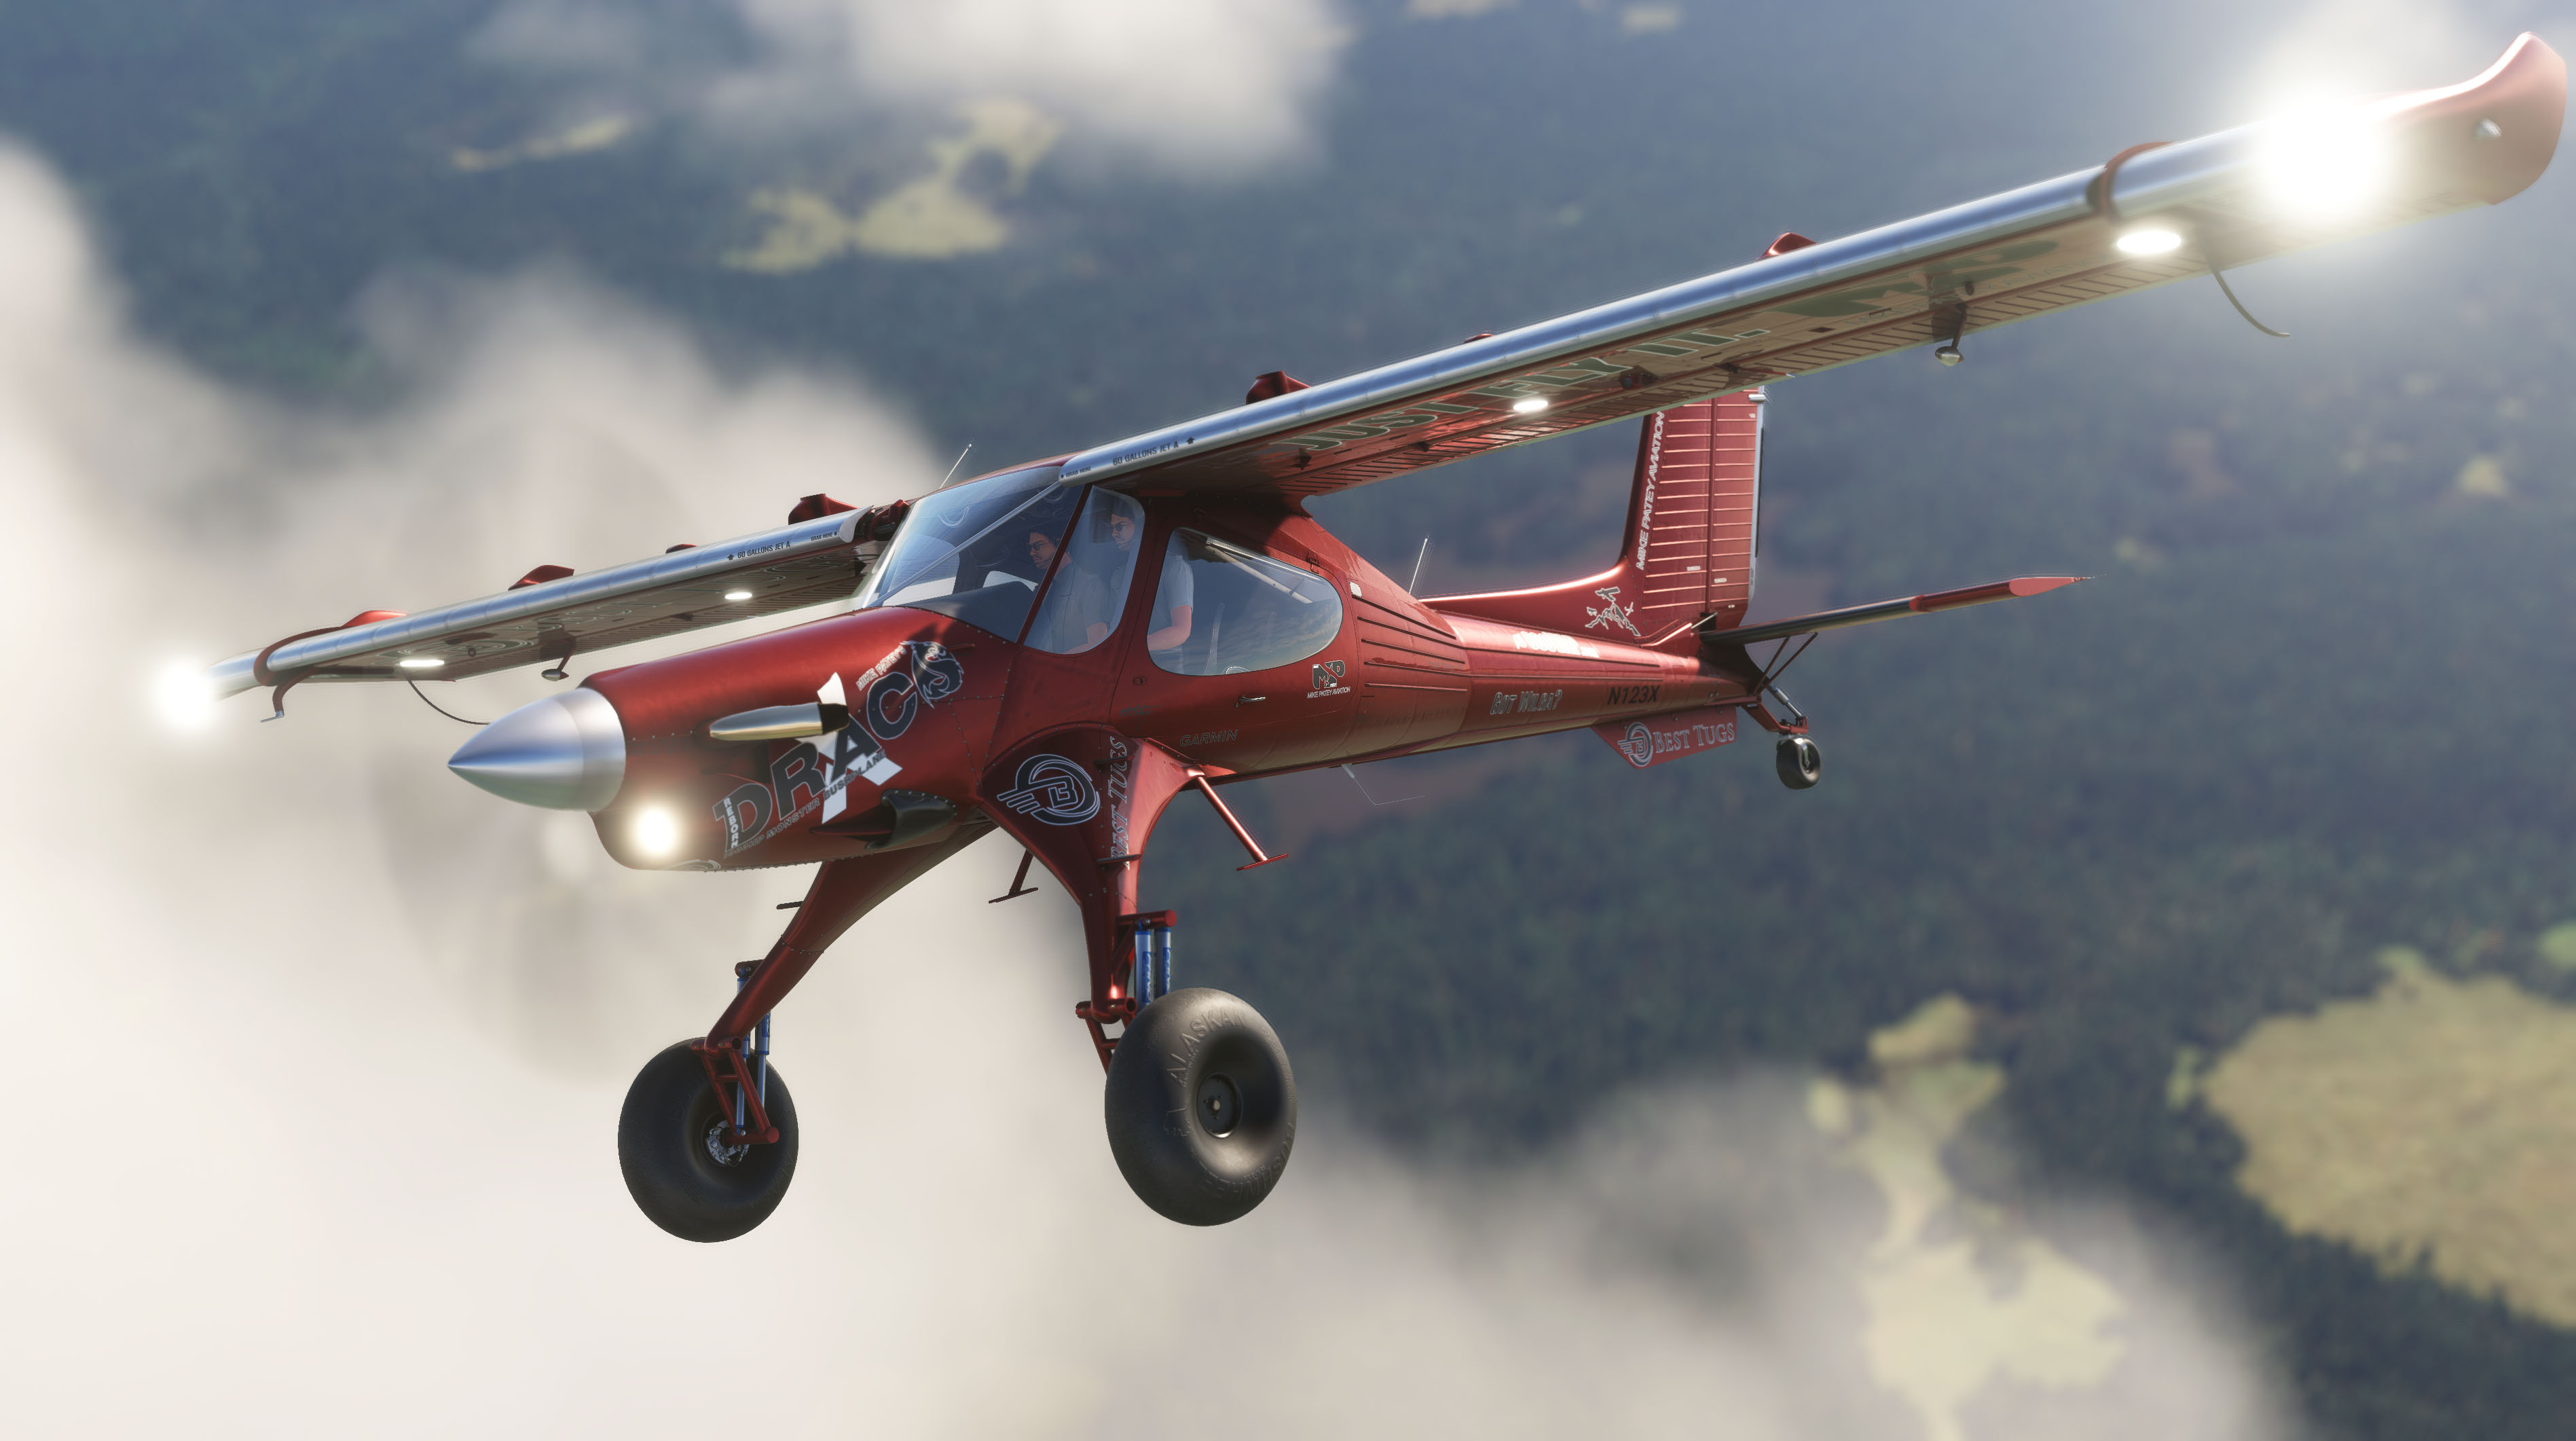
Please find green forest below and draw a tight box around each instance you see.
[8,2,2575,1434]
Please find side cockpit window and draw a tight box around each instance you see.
[1024,490,1147,655]
[1147,529,1343,676]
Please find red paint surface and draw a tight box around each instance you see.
[565,415,2062,1068]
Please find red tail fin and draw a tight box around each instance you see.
[1624,392,1761,636]
[1425,391,1763,646]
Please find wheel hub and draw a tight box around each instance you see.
[1195,1073,1240,1137]
[703,1117,751,1167]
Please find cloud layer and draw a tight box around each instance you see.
[471,0,1348,178]
[0,141,2285,1439]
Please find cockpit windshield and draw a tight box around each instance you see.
[853,464,1080,640]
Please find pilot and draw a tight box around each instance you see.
[1025,526,1107,653]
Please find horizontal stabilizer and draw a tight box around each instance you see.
[1706,576,2082,648]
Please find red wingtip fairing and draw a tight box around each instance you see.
[2008,575,2086,597]
[786,492,858,524]
[2372,32,2565,208]
[1911,576,2087,613]
[1243,371,1311,405]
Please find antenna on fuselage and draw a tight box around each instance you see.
[937,443,974,489]
[1342,764,1422,807]
[1407,538,1430,594]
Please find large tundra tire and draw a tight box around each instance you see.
[618,1040,799,1243]
[1104,989,1297,1226]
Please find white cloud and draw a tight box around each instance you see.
[472,0,1349,178]
[0,139,2289,1438]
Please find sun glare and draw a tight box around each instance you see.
[151,659,217,733]
[633,807,678,856]
[2259,105,2388,221]
[2116,227,2183,256]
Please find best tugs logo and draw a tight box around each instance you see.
[1617,720,1658,767]
[997,753,1101,826]
[1611,713,1737,769]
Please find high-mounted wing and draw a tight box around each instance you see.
[207,505,891,705]
[1060,35,2563,503]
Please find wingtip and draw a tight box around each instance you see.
[206,651,262,700]
[2006,575,2086,597]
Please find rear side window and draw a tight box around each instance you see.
[1148,529,1343,676]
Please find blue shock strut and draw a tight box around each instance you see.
[1124,914,1178,1007]
[731,961,773,1133]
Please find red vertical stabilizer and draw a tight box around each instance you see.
[1424,392,1761,647]
[1629,393,1761,634]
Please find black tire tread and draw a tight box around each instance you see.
[1104,988,1296,1226]
[617,1040,799,1243]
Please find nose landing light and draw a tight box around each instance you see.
[447,689,627,811]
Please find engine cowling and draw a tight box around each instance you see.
[460,608,991,871]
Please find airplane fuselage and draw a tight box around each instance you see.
[582,490,1761,873]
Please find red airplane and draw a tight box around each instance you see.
[208,39,2562,1241]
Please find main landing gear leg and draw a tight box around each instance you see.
[978,726,1298,1226]
[617,836,974,1243]
[1747,688,1824,790]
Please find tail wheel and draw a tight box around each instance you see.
[1105,988,1297,1226]
[618,1040,799,1243]
[1775,734,1823,790]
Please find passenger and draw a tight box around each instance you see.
[1104,511,1192,653]
[1026,494,1159,655]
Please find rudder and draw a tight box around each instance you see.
[1422,389,1764,647]
[1620,391,1761,637]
